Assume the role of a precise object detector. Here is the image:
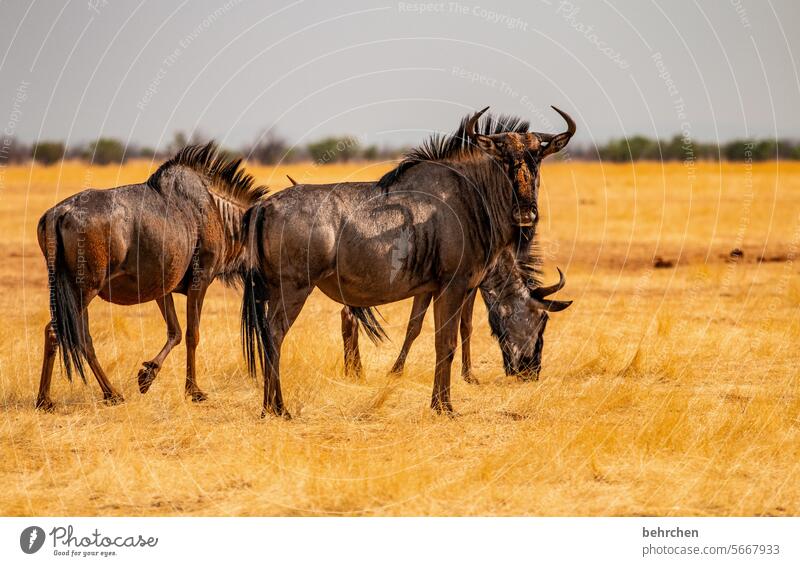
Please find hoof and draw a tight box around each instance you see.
[103,393,125,406]
[344,366,364,379]
[137,362,159,394]
[433,408,458,419]
[431,401,456,416]
[462,373,479,385]
[261,406,292,420]
[189,389,208,403]
[35,397,55,412]
[516,373,540,383]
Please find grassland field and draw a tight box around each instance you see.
[1,159,799,516]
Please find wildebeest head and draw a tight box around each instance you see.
[466,106,576,227]
[482,264,572,381]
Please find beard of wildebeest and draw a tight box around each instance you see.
[241,106,575,418]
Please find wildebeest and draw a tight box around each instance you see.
[35,143,267,411]
[285,174,573,383]
[339,246,572,382]
[242,106,575,417]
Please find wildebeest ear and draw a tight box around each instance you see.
[474,135,501,158]
[540,133,571,157]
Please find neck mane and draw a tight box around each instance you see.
[376,112,529,189]
[148,142,269,285]
[149,141,269,208]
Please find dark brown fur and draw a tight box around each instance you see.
[35,142,267,411]
[241,107,575,417]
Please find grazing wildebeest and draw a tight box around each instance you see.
[36,143,267,411]
[242,106,575,417]
[339,245,572,382]
[479,249,571,379]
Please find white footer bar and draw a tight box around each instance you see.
[1,517,797,565]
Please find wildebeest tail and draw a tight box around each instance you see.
[349,307,387,344]
[40,212,88,382]
[241,266,271,378]
[240,204,270,377]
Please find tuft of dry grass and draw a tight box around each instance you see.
[0,160,799,516]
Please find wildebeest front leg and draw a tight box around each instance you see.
[138,294,182,394]
[185,284,209,402]
[431,284,468,414]
[340,307,363,378]
[262,287,311,419]
[389,293,433,375]
[459,289,478,384]
[35,322,59,411]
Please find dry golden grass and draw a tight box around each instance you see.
[1,159,799,516]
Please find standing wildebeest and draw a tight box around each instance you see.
[242,106,575,417]
[339,246,572,382]
[285,175,572,382]
[36,143,267,411]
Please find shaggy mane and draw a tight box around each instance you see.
[149,141,268,207]
[377,112,530,188]
[516,236,543,290]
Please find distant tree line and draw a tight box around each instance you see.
[2,132,799,166]
[0,131,397,166]
[244,130,395,165]
[1,137,157,166]
[567,135,800,162]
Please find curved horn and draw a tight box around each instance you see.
[552,106,576,137]
[286,175,298,186]
[532,267,566,299]
[537,299,572,312]
[465,106,490,137]
[538,106,576,141]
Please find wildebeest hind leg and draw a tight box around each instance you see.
[35,323,59,411]
[262,287,312,419]
[81,310,125,405]
[138,294,181,394]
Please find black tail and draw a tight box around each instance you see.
[42,213,87,382]
[240,204,270,377]
[349,307,388,345]
[241,266,270,378]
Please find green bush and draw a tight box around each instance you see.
[307,136,360,163]
[86,138,126,165]
[32,141,65,165]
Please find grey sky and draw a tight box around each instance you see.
[1,0,798,151]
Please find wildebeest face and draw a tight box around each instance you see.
[483,266,572,381]
[467,106,576,227]
[495,298,550,381]
[473,133,540,227]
